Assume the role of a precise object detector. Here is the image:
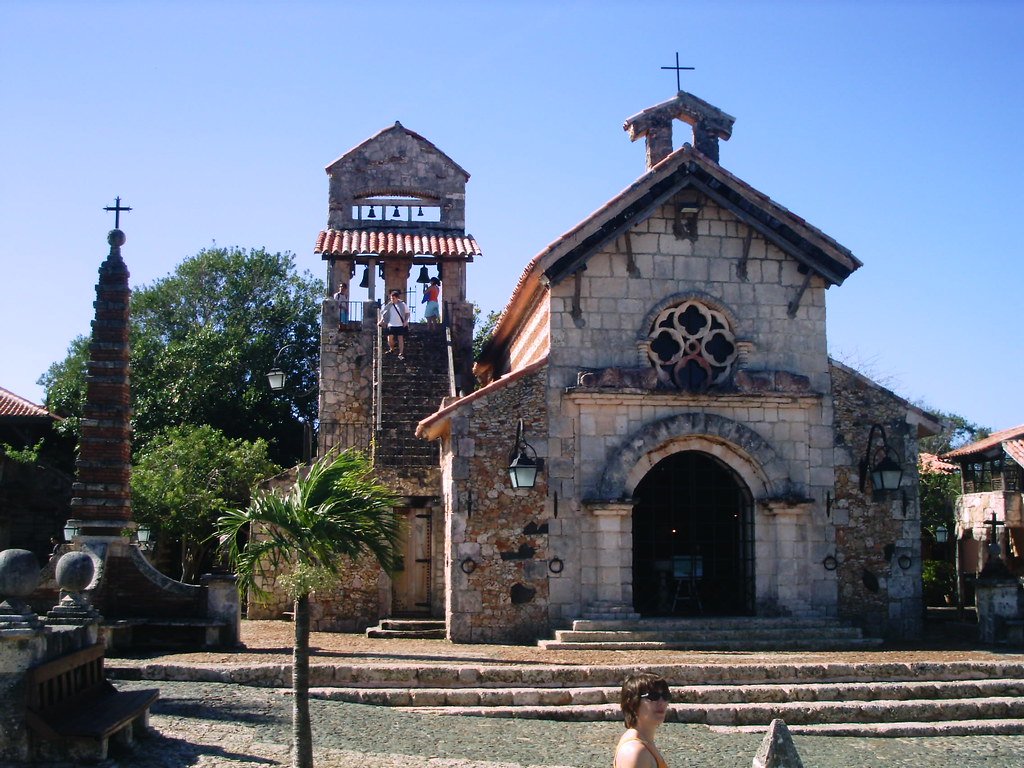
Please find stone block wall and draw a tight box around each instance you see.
[318,304,376,457]
[546,196,829,392]
[830,361,923,640]
[326,125,467,232]
[443,366,550,643]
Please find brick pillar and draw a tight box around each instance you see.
[68,229,133,539]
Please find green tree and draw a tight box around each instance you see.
[132,425,279,583]
[472,306,501,361]
[216,450,400,768]
[917,409,989,456]
[40,246,322,466]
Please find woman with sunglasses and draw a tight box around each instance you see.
[614,673,672,768]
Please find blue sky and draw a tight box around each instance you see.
[2,0,1022,432]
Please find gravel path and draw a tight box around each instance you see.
[92,680,1024,768]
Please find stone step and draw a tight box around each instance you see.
[552,628,867,643]
[305,678,1024,708]
[570,617,857,631]
[365,618,446,639]
[716,718,1024,737]
[402,696,1024,726]
[538,638,882,651]
[107,660,1024,689]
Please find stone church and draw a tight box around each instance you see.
[296,90,938,645]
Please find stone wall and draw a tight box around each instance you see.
[326,124,467,232]
[318,304,376,458]
[443,366,550,643]
[830,361,923,639]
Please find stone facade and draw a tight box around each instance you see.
[830,361,925,639]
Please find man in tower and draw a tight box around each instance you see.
[381,289,411,359]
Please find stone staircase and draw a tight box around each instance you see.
[375,324,451,468]
[365,618,446,639]
[295,660,1024,736]
[538,616,883,652]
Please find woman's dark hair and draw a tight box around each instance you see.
[620,673,670,728]
[390,289,401,297]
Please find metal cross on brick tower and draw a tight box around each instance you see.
[103,196,132,230]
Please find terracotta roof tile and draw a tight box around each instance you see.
[315,229,482,260]
[1004,440,1024,469]
[942,424,1024,460]
[0,386,56,420]
[919,452,958,475]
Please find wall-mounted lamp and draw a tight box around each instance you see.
[63,521,80,541]
[858,424,904,493]
[137,524,155,550]
[935,524,949,544]
[508,419,542,489]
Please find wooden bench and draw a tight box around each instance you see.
[25,643,159,761]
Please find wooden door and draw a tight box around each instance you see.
[391,508,431,615]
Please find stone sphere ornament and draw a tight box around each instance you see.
[0,548,42,598]
[55,551,96,593]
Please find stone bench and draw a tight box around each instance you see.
[25,642,159,762]
[105,617,230,649]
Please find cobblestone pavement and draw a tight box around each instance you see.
[88,680,1024,768]
[80,620,1024,768]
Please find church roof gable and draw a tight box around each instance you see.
[539,145,861,287]
[325,122,471,181]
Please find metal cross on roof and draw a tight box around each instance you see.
[984,511,1004,540]
[103,196,132,229]
[661,51,695,92]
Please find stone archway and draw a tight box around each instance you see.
[595,412,794,502]
[632,451,754,616]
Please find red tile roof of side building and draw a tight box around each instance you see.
[919,452,958,475]
[0,387,57,420]
[942,424,1024,460]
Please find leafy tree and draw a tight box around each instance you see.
[132,425,279,583]
[917,408,989,456]
[40,246,322,466]
[472,306,501,361]
[216,450,400,768]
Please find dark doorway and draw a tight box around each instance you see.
[632,451,754,616]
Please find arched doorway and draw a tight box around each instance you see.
[632,451,754,616]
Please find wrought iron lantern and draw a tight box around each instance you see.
[266,368,286,391]
[935,524,949,544]
[859,424,904,492]
[508,419,540,489]
[63,521,79,541]
[137,524,154,549]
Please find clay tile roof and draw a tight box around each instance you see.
[0,386,57,420]
[1004,440,1024,469]
[315,229,482,260]
[919,452,958,475]
[941,423,1024,460]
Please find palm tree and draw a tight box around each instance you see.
[216,449,400,768]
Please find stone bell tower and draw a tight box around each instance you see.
[315,122,481,465]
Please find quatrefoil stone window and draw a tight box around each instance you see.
[646,301,738,390]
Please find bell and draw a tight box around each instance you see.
[366,205,376,219]
[416,266,430,283]
[378,264,385,279]
[393,206,401,218]
[417,206,424,217]
[358,267,369,288]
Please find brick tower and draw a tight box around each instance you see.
[66,227,133,539]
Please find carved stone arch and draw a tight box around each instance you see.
[636,291,744,342]
[594,412,794,501]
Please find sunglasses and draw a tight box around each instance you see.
[640,691,671,702]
